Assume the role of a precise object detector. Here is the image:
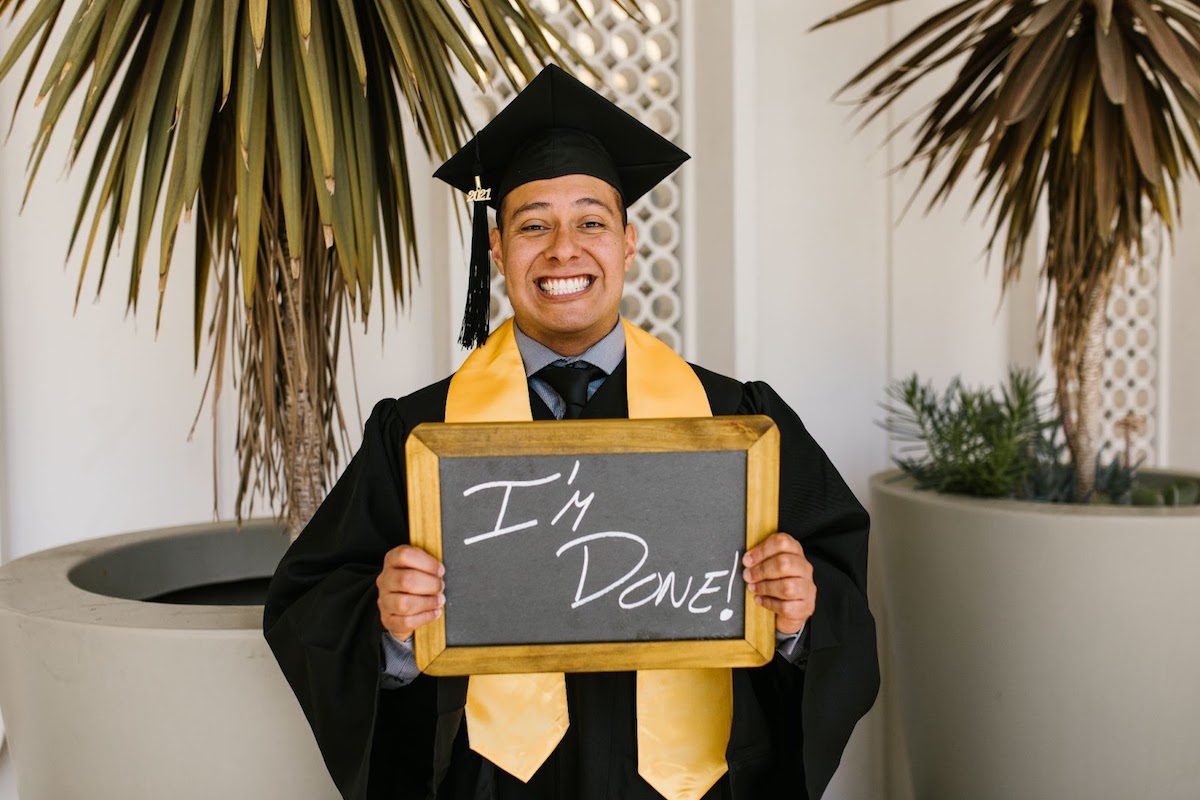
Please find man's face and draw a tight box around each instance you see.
[490,173,636,355]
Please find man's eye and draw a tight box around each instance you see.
[582,220,604,228]
[521,223,547,231]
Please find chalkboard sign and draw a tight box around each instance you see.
[405,416,779,676]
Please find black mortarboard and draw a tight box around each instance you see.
[433,63,690,348]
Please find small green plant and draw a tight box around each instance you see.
[1120,476,1200,507]
[878,366,1055,499]
[878,366,1198,506]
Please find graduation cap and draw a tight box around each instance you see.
[434,63,690,348]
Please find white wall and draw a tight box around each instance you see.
[748,4,890,795]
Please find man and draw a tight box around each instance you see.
[263,64,878,800]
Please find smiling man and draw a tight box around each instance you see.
[496,172,631,355]
[263,64,879,800]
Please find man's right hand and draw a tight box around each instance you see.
[376,544,445,641]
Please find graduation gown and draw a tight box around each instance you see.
[262,358,879,800]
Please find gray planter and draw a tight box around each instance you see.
[0,520,338,800]
[871,467,1200,800]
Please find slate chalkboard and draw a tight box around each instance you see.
[406,416,779,675]
[440,450,747,646]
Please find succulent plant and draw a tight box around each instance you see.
[878,366,1197,505]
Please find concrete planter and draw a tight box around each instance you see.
[871,468,1200,799]
[0,520,338,800]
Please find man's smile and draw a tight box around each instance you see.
[536,275,595,298]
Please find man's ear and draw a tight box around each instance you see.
[623,221,637,273]
[489,226,504,277]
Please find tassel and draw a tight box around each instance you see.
[458,175,493,349]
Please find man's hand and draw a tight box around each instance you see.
[743,532,816,636]
[377,545,445,641]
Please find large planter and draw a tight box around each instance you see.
[0,520,338,800]
[871,467,1200,799]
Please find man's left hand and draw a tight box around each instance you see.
[743,532,816,636]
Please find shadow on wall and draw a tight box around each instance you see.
[0,734,14,800]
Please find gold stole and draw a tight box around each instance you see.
[444,317,733,800]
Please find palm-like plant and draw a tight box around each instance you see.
[812,0,1200,501]
[0,0,639,537]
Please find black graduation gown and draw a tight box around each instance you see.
[262,358,879,800]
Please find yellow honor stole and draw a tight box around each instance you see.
[444,317,733,800]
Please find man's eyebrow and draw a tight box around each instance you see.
[574,196,615,214]
[509,197,616,219]
[510,200,550,218]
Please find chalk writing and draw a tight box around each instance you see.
[460,473,561,545]
[461,459,741,622]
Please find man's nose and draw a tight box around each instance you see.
[545,224,582,263]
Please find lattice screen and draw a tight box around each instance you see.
[1101,218,1165,467]
[453,0,687,352]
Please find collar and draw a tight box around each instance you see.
[512,317,627,378]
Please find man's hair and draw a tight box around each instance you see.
[497,183,628,236]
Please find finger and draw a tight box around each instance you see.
[749,576,813,601]
[753,594,813,620]
[383,605,443,628]
[385,545,444,575]
[383,607,442,639]
[381,591,445,617]
[379,567,444,596]
[385,545,444,576]
[744,551,812,584]
[776,617,805,636]
[743,533,802,567]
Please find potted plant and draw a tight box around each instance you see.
[812,1,1200,796]
[0,1,625,796]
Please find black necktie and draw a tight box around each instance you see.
[534,362,606,419]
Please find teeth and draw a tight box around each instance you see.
[538,276,591,296]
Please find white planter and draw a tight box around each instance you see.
[0,520,339,800]
[871,468,1200,799]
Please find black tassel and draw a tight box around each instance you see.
[457,193,493,349]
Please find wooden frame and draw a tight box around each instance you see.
[405,415,780,676]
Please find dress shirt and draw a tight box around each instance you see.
[516,317,626,416]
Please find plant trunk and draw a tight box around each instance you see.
[1065,282,1108,501]
[280,260,323,541]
